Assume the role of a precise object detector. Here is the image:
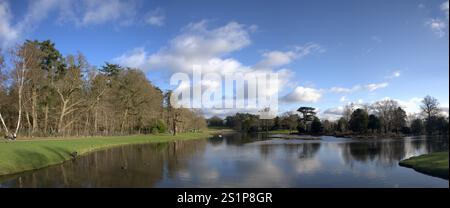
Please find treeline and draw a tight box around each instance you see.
[209,96,449,136]
[0,40,206,138]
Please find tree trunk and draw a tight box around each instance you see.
[120,109,128,134]
[0,113,10,136]
[172,120,177,136]
[172,110,180,136]
[25,111,31,136]
[31,88,38,134]
[83,114,89,135]
[58,100,68,134]
[14,62,26,136]
[94,108,98,135]
[44,104,49,134]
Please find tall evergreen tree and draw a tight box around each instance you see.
[349,109,369,133]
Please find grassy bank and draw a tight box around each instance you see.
[0,131,216,176]
[399,152,449,180]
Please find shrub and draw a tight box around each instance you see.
[150,119,167,133]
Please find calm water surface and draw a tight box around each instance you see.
[0,134,448,188]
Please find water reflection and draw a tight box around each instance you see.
[0,134,448,188]
[341,136,448,167]
[222,132,272,145]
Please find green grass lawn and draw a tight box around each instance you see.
[0,132,214,176]
[399,152,449,180]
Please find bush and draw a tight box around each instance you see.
[150,127,159,134]
[150,119,167,133]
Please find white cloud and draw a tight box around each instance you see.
[1,0,139,47]
[340,96,347,102]
[282,86,322,103]
[114,20,307,79]
[256,43,323,68]
[0,0,18,47]
[331,81,390,94]
[441,107,449,117]
[0,0,60,47]
[20,0,59,29]
[392,71,401,78]
[144,7,165,26]
[377,97,423,115]
[323,107,343,115]
[330,85,361,93]
[177,21,252,58]
[426,18,447,37]
[442,1,449,18]
[329,72,395,95]
[115,21,251,73]
[113,47,148,69]
[422,1,448,37]
[385,70,401,79]
[320,106,344,121]
[83,1,129,25]
[64,0,137,26]
[365,82,388,92]
[257,51,297,68]
[395,97,423,114]
[130,20,253,73]
[330,87,350,93]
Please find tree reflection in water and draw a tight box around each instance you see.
[341,136,448,167]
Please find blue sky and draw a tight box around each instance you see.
[1,0,448,118]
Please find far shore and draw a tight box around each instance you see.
[266,129,446,140]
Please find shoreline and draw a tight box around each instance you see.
[0,130,225,177]
[399,152,449,180]
[266,130,445,140]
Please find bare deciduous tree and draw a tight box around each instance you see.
[420,95,441,121]
[372,99,400,133]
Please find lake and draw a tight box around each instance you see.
[0,134,448,188]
